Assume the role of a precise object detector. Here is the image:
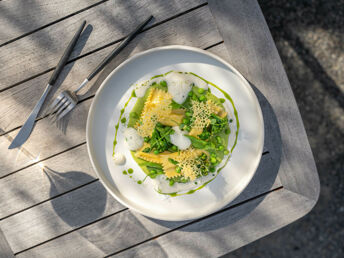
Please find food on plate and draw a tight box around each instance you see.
[113,71,239,195]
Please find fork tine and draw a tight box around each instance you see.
[50,96,67,115]
[51,101,70,124]
[56,102,75,122]
[49,97,68,122]
[45,94,64,116]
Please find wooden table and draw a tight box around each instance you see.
[0,0,320,257]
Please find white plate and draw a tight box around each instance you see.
[86,45,264,221]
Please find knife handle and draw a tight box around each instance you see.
[48,20,86,86]
[87,16,153,81]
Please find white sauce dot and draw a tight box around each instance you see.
[170,126,191,150]
[113,152,126,165]
[165,72,193,104]
[124,127,144,150]
[133,80,150,98]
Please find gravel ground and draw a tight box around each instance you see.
[225,0,344,257]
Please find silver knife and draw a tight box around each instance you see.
[8,20,86,149]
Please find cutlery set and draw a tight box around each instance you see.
[9,16,153,149]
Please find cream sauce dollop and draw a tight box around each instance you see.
[113,152,126,165]
[170,126,191,150]
[124,127,144,151]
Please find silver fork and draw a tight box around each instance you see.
[47,15,153,123]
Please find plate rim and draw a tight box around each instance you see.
[86,45,264,221]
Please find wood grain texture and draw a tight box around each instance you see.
[0,181,124,253]
[0,0,205,91]
[0,43,230,220]
[0,0,103,45]
[0,227,14,258]
[10,154,281,256]
[208,0,320,201]
[115,189,315,258]
[0,145,95,219]
[0,5,222,178]
[0,4,218,135]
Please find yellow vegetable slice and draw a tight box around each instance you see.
[136,88,184,136]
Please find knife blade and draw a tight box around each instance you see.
[8,84,52,149]
[8,20,86,149]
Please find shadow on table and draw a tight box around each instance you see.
[148,85,282,233]
[44,166,107,228]
[57,18,145,134]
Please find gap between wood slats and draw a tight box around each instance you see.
[0,149,269,221]
[0,40,223,138]
[1,151,270,226]
[13,184,282,256]
[0,40,224,182]
[106,186,284,257]
[0,2,208,94]
[0,0,110,48]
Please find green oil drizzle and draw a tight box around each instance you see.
[112,71,240,197]
[157,72,240,197]
[112,90,135,155]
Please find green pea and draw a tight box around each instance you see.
[216,136,222,143]
[224,150,230,155]
[171,145,178,151]
[151,81,157,85]
[209,166,215,172]
[154,150,159,155]
[184,125,191,132]
[218,145,224,151]
[176,166,182,173]
[211,157,217,164]
[150,169,156,174]
[199,95,206,101]
[169,180,175,186]
[144,136,150,142]
[225,128,230,134]
[188,91,193,97]
[182,118,190,125]
[130,112,138,119]
[198,88,205,94]
[137,180,142,184]
[160,80,167,87]
[179,123,185,130]
[186,111,192,117]
[201,154,207,160]
[219,98,225,103]
[192,95,198,101]
[120,117,126,123]
[211,153,216,158]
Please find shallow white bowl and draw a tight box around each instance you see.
[86,45,264,221]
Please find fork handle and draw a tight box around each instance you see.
[48,20,86,85]
[86,15,153,81]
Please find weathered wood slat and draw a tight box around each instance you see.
[0,228,14,258]
[0,0,104,45]
[0,3,219,135]
[0,0,205,91]
[208,0,319,201]
[0,181,124,254]
[0,145,95,219]
[0,5,222,178]
[0,43,230,219]
[114,189,315,258]
[7,153,281,255]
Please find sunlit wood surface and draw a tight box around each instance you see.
[0,0,319,257]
